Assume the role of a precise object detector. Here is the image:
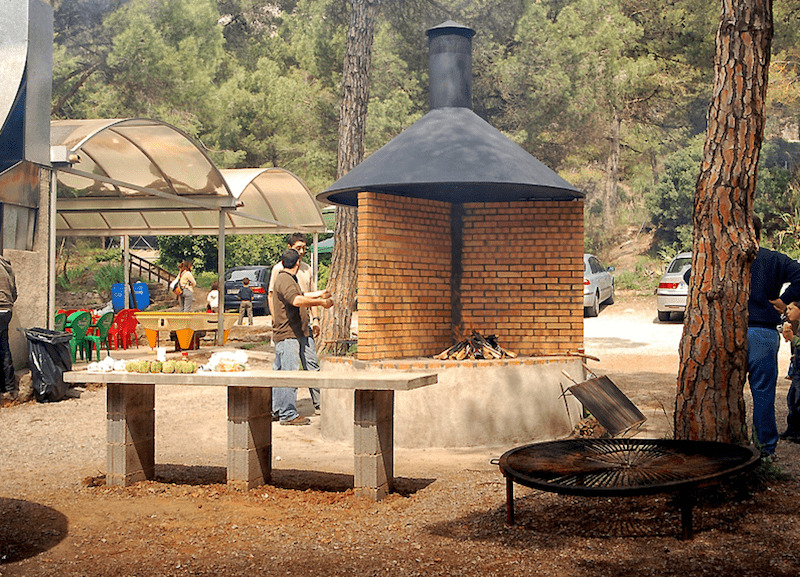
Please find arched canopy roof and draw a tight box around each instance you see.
[222,168,326,234]
[51,118,326,236]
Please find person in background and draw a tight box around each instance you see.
[747,214,800,458]
[0,255,17,401]
[268,233,322,414]
[271,248,333,425]
[780,300,800,443]
[176,261,196,312]
[237,277,253,325]
[206,281,219,313]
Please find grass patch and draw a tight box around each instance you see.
[240,340,270,350]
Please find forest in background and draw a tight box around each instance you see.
[50,0,800,280]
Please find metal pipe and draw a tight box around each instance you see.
[217,210,226,345]
[48,168,57,329]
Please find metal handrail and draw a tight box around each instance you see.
[130,254,172,286]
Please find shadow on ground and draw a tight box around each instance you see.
[0,498,68,563]
[138,464,434,497]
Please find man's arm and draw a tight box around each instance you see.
[292,294,333,309]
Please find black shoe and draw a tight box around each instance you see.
[784,436,800,445]
[780,429,799,439]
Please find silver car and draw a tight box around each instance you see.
[656,252,692,321]
[583,253,615,317]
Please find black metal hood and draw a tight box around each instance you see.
[317,21,583,207]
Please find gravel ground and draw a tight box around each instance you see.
[2,293,800,576]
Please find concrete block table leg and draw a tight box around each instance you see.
[227,386,272,490]
[106,382,155,486]
[353,389,394,500]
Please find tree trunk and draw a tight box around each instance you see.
[603,107,621,229]
[674,0,773,443]
[320,0,380,352]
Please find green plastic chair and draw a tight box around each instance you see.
[65,311,92,363]
[54,312,67,332]
[84,311,115,361]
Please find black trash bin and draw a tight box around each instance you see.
[23,328,73,403]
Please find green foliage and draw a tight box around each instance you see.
[645,136,703,253]
[157,234,289,273]
[755,139,800,246]
[93,263,125,292]
[49,0,800,260]
[58,263,123,293]
[194,271,219,289]
[614,266,658,294]
[224,235,288,269]
[57,266,85,290]
[91,248,122,263]
[317,261,330,290]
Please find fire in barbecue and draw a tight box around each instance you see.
[434,331,517,360]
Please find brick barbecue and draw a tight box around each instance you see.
[319,21,585,362]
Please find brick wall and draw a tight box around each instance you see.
[357,192,584,360]
[460,201,584,356]
[357,192,452,360]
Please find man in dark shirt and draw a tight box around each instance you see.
[748,215,800,457]
[271,249,333,425]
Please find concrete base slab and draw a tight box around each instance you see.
[320,358,584,448]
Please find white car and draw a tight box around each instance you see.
[583,253,615,317]
[656,252,692,321]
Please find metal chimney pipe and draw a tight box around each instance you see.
[426,21,475,110]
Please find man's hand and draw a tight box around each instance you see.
[321,298,333,309]
[771,298,787,314]
[312,318,321,338]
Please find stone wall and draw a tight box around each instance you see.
[6,166,52,370]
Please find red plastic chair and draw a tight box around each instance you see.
[108,309,140,350]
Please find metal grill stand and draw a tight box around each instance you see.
[498,439,760,539]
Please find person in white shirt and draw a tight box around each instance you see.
[206,281,219,313]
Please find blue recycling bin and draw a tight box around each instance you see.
[132,282,150,310]
[111,283,126,312]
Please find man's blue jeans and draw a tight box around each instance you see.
[748,326,780,455]
[273,338,302,422]
[302,336,321,409]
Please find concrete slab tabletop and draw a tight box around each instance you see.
[63,369,438,391]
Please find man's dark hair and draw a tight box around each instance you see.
[754,214,762,241]
[281,248,301,269]
[242,277,250,286]
[287,232,307,246]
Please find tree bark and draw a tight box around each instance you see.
[320,0,380,352]
[675,0,773,443]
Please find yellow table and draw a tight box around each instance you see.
[134,312,239,349]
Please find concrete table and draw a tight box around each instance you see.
[63,369,437,500]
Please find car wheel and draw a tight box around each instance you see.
[585,292,600,317]
[605,282,615,305]
[657,311,671,322]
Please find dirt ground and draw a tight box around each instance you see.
[2,293,800,576]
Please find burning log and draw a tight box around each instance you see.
[434,331,517,360]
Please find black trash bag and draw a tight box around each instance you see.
[24,328,73,403]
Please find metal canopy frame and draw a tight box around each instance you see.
[48,118,328,342]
